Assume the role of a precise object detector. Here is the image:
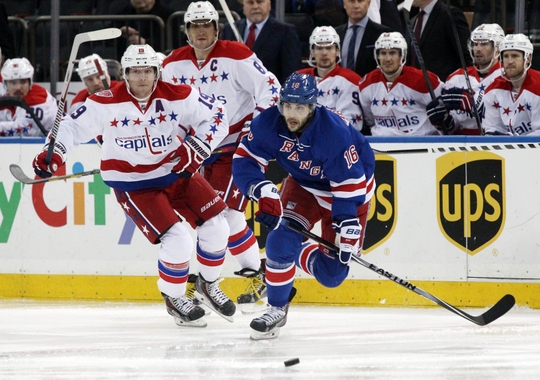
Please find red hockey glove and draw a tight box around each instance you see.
[252,180,282,230]
[32,148,64,179]
[332,218,361,265]
[426,98,455,132]
[170,135,211,178]
[441,88,473,113]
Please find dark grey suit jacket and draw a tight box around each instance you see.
[409,1,472,81]
[222,16,302,84]
[335,19,393,78]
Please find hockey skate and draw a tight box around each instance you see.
[185,274,212,315]
[249,287,297,340]
[161,292,207,328]
[194,274,236,323]
[235,263,268,315]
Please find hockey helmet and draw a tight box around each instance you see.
[308,26,341,67]
[121,44,160,75]
[77,54,108,79]
[278,73,318,114]
[184,1,219,28]
[469,23,505,49]
[1,58,34,86]
[309,26,340,50]
[374,32,408,64]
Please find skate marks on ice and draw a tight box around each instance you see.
[1,299,540,379]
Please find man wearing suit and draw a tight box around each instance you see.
[336,0,393,78]
[409,0,472,81]
[222,0,302,84]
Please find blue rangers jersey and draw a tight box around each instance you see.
[232,105,375,221]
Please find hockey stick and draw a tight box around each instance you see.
[280,219,516,326]
[9,164,100,185]
[45,28,121,165]
[445,0,483,135]
[217,0,243,43]
[0,96,48,136]
[94,58,110,91]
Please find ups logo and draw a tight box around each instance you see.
[363,155,397,252]
[436,152,505,255]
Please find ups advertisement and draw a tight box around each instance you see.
[248,152,505,257]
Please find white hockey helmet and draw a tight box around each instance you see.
[1,58,34,86]
[184,1,219,28]
[156,52,167,66]
[374,32,408,66]
[77,54,108,79]
[470,24,505,49]
[121,44,160,75]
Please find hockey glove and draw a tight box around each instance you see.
[251,180,282,230]
[32,147,64,179]
[170,135,211,178]
[441,88,473,113]
[426,99,455,132]
[332,218,361,265]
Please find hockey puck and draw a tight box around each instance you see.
[284,358,300,367]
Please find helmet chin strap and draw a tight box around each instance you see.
[475,55,497,74]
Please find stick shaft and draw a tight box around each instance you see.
[217,0,243,43]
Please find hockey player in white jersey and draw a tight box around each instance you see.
[359,32,444,136]
[0,58,57,137]
[70,54,122,113]
[33,44,236,326]
[426,24,505,135]
[483,34,540,135]
[161,1,281,307]
[297,26,363,132]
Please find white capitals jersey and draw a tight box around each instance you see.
[54,81,228,192]
[445,62,502,135]
[0,84,57,137]
[483,69,540,136]
[359,66,443,136]
[161,40,280,153]
[297,65,363,131]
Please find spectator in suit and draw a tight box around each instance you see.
[222,0,302,84]
[409,0,472,81]
[336,0,392,77]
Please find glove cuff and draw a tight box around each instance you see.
[250,180,276,201]
[184,135,211,162]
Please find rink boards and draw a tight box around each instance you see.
[1,134,540,309]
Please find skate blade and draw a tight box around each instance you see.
[195,293,234,323]
[240,298,269,315]
[250,327,281,340]
[173,316,207,328]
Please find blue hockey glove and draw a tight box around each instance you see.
[251,180,282,230]
[426,99,455,132]
[441,88,473,113]
[332,218,361,265]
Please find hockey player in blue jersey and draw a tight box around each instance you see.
[232,73,376,339]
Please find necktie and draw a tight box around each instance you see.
[346,25,359,71]
[245,23,256,49]
[411,10,425,67]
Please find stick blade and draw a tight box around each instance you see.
[9,164,34,184]
[76,28,122,44]
[478,294,516,326]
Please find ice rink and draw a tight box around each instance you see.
[1,299,539,379]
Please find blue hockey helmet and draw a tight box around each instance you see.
[278,73,318,114]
